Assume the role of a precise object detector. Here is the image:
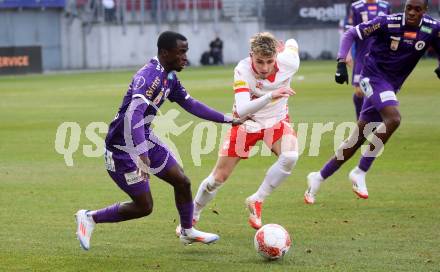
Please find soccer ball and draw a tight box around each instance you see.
[254,224,291,260]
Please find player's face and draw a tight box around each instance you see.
[404,0,427,27]
[250,53,277,79]
[164,40,188,72]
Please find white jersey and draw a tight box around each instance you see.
[232,39,300,132]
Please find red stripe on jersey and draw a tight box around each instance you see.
[235,88,250,93]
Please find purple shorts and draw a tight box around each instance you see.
[358,76,399,123]
[104,134,178,197]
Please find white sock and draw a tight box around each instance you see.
[194,174,223,218]
[251,152,298,201]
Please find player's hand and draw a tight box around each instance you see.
[231,118,243,126]
[435,66,440,79]
[137,155,150,179]
[335,61,349,84]
[271,87,296,99]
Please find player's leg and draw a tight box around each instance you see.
[246,120,298,229]
[304,119,368,204]
[349,105,401,196]
[193,156,241,223]
[157,163,220,245]
[353,86,364,120]
[75,170,153,250]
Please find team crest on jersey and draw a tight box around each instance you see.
[164,88,170,98]
[415,41,426,51]
[133,76,146,90]
[390,36,401,51]
[256,81,263,89]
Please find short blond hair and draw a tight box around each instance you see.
[250,32,278,57]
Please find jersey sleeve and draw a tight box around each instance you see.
[167,76,191,103]
[277,39,300,74]
[131,73,161,104]
[355,15,387,41]
[233,66,251,94]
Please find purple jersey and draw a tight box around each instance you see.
[351,0,390,83]
[355,13,440,89]
[105,57,189,156]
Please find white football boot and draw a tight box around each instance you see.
[75,210,96,250]
[304,172,324,204]
[175,217,198,237]
[349,167,368,199]
[179,227,219,245]
[245,197,263,230]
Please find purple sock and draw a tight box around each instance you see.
[353,94,363,120]
[358,155,376,172]
[92,203,124,223]
[320,158,342,179]
[176,202,194,229]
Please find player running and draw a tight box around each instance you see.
[75,31,240,250]
[188,32,300,230]
[305,0,440,204]
[348,0,390,119]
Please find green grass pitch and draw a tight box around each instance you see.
[0,60,439,271]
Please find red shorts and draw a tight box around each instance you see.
[220,118,296,159]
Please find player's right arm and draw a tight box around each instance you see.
[335,15,388,84]
[233,68,294,118]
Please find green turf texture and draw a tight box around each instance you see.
[0,60,439,271]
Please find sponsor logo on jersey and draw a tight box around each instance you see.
[133,76,146,90]
[145,76,160,98]
[403,39,414,45]
[421,26,432,34]
[363,23,381,37]
[367,5,377,11]
[403,32,417,39]
[388,24,400,28]
[415,41,426,51]
[153,91,164,105]
[234,80,247,88]
[379,2,388,8]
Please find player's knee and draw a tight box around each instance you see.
[384,115,401,130]
[279,151,298,172]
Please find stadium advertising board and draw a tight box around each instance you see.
[265,0,347,29]
[0,0,65,8]
[0,46,42,75]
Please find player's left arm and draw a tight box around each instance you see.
[168,78,235,124]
